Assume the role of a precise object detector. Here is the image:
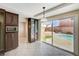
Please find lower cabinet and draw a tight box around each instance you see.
[5,33,18,51]
[12,33,18,49]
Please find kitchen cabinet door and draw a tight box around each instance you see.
[6,12,13,25]
[12,33,18,49]
[5,33,13,51]
[0,10,5,54]
[12,14,18,25]
[5,33,18,51]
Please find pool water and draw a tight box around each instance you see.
[43,33,74,42]
[58,34,74,41]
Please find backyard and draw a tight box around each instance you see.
[41,18,74,52]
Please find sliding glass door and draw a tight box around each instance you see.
[41,17,74,52]
[41,20,53,44]
[53,18,74,52]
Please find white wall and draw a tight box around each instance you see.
[18,14,28,43]
[19,14,26,33]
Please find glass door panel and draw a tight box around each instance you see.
[31,19,38,42]
[35,20,38,40]
[31,19,35,42]
[41,21,53,44]
[53,18,74,52]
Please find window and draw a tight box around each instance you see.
[41,17,74,52]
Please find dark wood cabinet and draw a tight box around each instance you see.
[6,12,13,25]
[5,33,13,51]
[5,33,18,51]
[6,12,18,26]
[5,12,18,51]
[12,14,18,25]
[12,33,18,49]
[0,9,18,53]
[0,9,5,54]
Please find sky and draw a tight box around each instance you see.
[53,20,60,27]
[41,20,60,27]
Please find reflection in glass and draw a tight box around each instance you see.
[41,21,53,44]
[35,20,38,40]
[53,18,74,52]
[41,17,74,52]
[31,19,35,42]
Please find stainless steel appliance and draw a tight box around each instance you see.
[6,26,18,32]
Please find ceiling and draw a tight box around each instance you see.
[0,3,61,17]
[0,3,79,19]
[35,3,79,19]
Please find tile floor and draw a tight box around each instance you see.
[5,41,74,56]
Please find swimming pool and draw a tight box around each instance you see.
[57,34,74,41]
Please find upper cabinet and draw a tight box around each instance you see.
[6,12,12,25]
[6,12,18,26]
[12,14,18,25]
